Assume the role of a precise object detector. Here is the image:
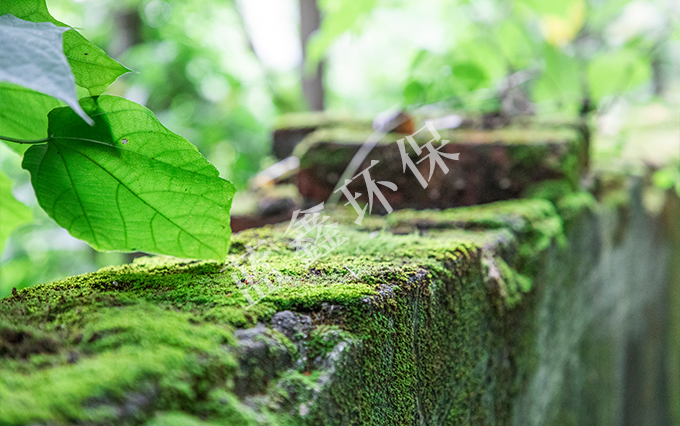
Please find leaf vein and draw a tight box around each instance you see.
[54,146,99,247]
[60,143,220,258]
[115,184,128,247]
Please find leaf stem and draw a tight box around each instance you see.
[0,135,50,144]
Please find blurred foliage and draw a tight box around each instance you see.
[73,0,306,189]
[306,0,377,68]
[654,164,680,196]
[309,0,679,116]
[1,0,679,296]
[396,0,677,114]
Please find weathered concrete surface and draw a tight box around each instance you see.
[1,173,677,425]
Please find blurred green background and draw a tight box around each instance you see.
[1,0,679,297]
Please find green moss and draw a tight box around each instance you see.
[295,123,582,174]
[1,195,576,425]
[523,179,575,203]
[382,198,565,278]
[304,243,532,425]
[443,127,579,145]
[556,191,597,223]
[306,325,352,367]
[275,113,371,131]
[0,303,253,425]
[294,129,367,169]
[143,412,222,426]
[508,138,581,190]
[297,125,578,148]
[273,369,323,405]
[484,256,534,310]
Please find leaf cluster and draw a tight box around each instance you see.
[0,0,235,261]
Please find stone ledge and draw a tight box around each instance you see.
[296,122,586,210]
[0,176,677,425]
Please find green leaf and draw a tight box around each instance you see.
[516,0,581,15]
[451,62,488,91]
[403,80,426,104]
[533,44,582,112]
[61,29,130,96]
[455,39,507,85]
[495,20,538,69]
[0,0,129,95]
[306,0,377,68]
[0,170,32,255]
[22,96,236,261]
[0,82,61,154]
[653,165,680,197]
[0,14,92,124]
[587,49,651,103]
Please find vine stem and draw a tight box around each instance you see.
[0,135,50,144]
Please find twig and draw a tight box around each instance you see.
[344,265,359,280]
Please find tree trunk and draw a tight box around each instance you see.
[300,0,324,111]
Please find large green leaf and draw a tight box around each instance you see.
[0,170,32,255]
[0,0,129,95]
[22,96,236,261]
[0,15,92,124]
[0,82,61,153]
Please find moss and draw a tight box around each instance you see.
[508,140,581,190]
[305,325,352,368]
[304,243,536,425]
[484,256,534,310]
[381,198,565,278]
[295,124,581,172]
[0,303,254,425]
[443,127,579,145]
[272,369,324,410]
[0,320,61,359]
[275,113,371,131]
[143,412,222,426]
[1,196,574,425]
[297,125,579,148]
[663,192,680,425]
[556,191,597,223]
[294,129,368,169]
[594,172,633,209]
[523,179,575,204]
